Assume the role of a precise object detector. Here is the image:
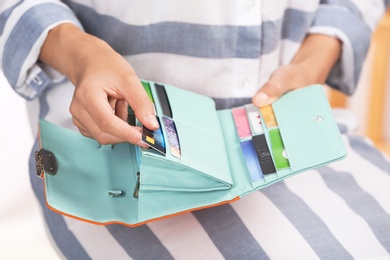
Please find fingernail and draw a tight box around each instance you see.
[146,115,159,128]
[254,92,269,107]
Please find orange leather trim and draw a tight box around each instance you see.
[42,177,240,227]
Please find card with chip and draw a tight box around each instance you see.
[142,117,166,155]
[162,116,181,159]
[252,134,276,175]
[260,105,278,128]
[155,83,173,118]
[245,104,264,134]
[240,139,264,181]
[232,107,252,139]
[269,129,290,170]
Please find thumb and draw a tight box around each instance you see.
[125,80,159,130]
[252,80,287,107]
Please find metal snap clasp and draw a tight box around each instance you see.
[314,115,324,122]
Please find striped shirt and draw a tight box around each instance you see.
[1,0,387,107]
[1,1,390,259]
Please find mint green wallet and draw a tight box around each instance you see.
[36,81,347,226]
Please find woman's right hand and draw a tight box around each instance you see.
[39,23,158,145]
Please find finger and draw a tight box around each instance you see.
[121,78,159,130]
[108,97,117,110]
[72,104,123,144]
[72,117,89,134]
[84,91,148,145]
[115,99,128,122]
[71,96,129,144]
[252,80,287,107]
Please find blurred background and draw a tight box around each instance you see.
[0,71,59,258]
[326,7,390,156]
[0,8,389,260]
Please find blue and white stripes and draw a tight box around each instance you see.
[1,0,387,105]
[0,0,82,100]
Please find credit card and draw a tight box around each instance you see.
[141,81,154,103]
[240,139,264,181]
[269,129,290,170]
[260,105,278,128]
[142,117,166,155]
[155,83,173,118]
[245,104,264,134]
[252,134,276,175]
[232,107,252,139]
[162,116,181,159]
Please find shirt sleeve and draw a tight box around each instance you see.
[0,0,82,100]
[308,0,388,95]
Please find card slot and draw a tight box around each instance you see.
[155,83,173,118]
[149,82,233,186]
[245,104,265,135]
[161,83,219,131]
[268,128,290,170]
[173,121,233,186]
[137,82,233,192]
[139,154,230,192]
[239,139,265,182]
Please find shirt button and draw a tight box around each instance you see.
[32,76,43,85]
[241,77,250,88]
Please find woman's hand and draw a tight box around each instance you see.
[39,23,158,145]
[253,34,342,107]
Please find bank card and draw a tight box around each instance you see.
[162,116,181,159]
[252,134,276,175]
[240,140,264,181]
[260,105,278,128]
[142,117,166,155]
[269,129,290,170]
[141,81,154,103]
[155,83,173,118]
[232,107,252,139]
[245,104,264,134]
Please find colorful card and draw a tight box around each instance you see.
[252,134,276,175]
[269,129,290,170]
[240,140,264,181]
[232,107,252,139]
[245,104,264,134]
[141,81,154,103]
[260,105,278,128]
[142,117,166,155]
[155,83,173,118]
[162,117,181,159]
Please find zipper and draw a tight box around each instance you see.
[133,172,140,198]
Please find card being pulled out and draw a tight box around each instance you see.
[142,117,166,155]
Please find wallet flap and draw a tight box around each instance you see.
[272,85,347,171]
[39,120,140,224]
[151,83,233,186]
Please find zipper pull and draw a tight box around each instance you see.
[133,172,140,198]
